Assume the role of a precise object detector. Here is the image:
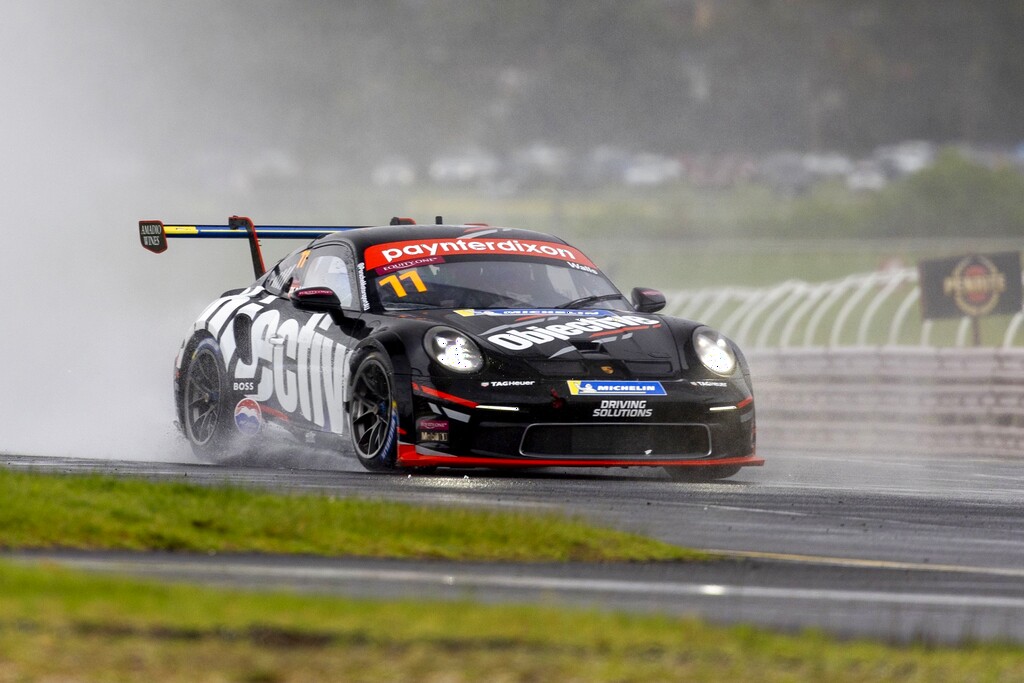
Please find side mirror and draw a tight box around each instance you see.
[631,287,666,313]
[292,286,343,313]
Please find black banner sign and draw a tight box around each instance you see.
[918,252,1023,320]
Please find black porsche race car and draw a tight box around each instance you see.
[140,216,761,480]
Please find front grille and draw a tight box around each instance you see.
[623,361,675,376]
[520,423,711,459]
[531,360,587,376]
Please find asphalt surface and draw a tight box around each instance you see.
[4,446,1024,644]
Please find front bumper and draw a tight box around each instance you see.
[399,375,759,470]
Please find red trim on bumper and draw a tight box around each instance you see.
[412,383,479,409]
[397,449,764,469]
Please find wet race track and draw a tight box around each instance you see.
[4,446,1024,644]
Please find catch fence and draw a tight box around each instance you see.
[664,267,1024,350]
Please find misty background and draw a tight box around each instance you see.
[2,1,1022,460]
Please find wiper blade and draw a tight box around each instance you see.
[385,303,436,310]
[558,293,624,309]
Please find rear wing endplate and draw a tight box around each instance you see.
[139,216,365,279]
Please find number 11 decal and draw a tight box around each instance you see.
[379,270,427,298]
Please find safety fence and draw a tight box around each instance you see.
[748,347,1024,457]
[664,267,1024,349]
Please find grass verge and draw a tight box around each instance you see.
[2,560,1023,682]
[0,468,701,562]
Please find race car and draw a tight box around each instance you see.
[140,215,761,480]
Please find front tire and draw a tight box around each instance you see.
[348,352,399,471]
[182,337,235,462]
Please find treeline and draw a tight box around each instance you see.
[260,1,1024,158]
[134,1,1024,168]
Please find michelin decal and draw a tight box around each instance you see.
[568,380,666,396]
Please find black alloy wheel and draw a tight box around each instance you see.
[182,337,233,460]
[348,352,399,471]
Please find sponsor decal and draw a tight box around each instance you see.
[454,309,610,317]
[375,256,444,275]
[592,399,652,418]
[417,417,450,443]
[419,431,448,443]
[233,380,256,392]
[233,398,263,435]
[485,315,661,350]
[364,238,596,270]
[481,380,536,387]
[231,309,353,434]
[690,380,728,388]
[357,262,369,310]
[381,401,399,453]
[566,261,598,275]
[567,380,666,396]
[138,221,167,253]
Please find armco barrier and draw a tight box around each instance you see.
[748,347,1024,457]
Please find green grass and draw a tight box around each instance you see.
[3,469,1023,679]
[0,468,702,562]
[2,560,1023,682]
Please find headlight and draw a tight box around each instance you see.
[425,327,484,373]
[693,328,737,376]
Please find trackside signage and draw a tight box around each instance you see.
[918,252,1022,319]
[364,238,597,270]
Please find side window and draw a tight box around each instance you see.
[263,248,305,297]
[295,245,357,309]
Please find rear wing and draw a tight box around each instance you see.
[138,215,365,279]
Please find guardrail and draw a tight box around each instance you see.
[749,347,1024,456]
[664,268,1024,349]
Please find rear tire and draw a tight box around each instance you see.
[347,352,399,471]
[664,465,742,482]
[182,337,236,462]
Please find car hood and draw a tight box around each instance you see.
[401,308,683,375]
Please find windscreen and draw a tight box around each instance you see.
[370,256,627,310]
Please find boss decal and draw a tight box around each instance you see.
[593,400,652,418]
[486,315,660,350]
